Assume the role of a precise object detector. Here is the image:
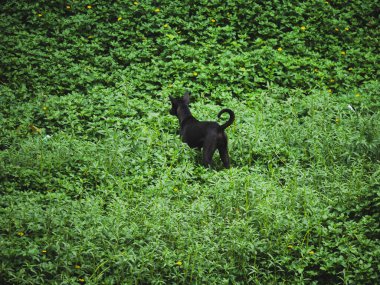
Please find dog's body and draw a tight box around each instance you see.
[169,92,234,168]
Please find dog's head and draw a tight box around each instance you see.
[169,92,190,116]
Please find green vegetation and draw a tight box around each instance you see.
[1,0,379,284]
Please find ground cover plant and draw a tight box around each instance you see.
[0,0,379,284]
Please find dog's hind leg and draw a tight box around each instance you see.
[218,145,230,168]
[202,137,217,168]
[217,134,230,168]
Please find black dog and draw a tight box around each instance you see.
[169,92,235,168]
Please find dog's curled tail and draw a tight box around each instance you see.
[218,109,235,131]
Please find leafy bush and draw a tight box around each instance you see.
[1,0,379,284]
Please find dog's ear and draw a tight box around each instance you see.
[183,92,190,105]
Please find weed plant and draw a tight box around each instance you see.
[0,0,379,284]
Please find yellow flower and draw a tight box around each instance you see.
[300,26,306,31]
[86,5,92,9]
[118,17,122,21]
[163,24,169,28]
[37,13,43,17]
[78,278,85,283]
[17,232,25,237]
[345,27,349,31]
[154,8,160,12]
[341,51,346,55]
[335,28,339,32]
[175,261,183,266]
[277,47,283,52]
[336,117,340,123]
[355,93,360,97]
[330,79,335,83]
[348,67,353,71]
[240,67,246,72]
[42,250,47,254]
[193,72,198,76]
[211,19,216,23]
[134,1,139,5]
[287,245,294,249]
[328,89,333,93]
[173,187,179,192]
[314,68,318,72]
[43,106,47,111]
[74,264,81,269]
[309,250,315,255]
[66,5,71,9]
[88,35,94,39]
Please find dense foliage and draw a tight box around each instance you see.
[1,0,379,284]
